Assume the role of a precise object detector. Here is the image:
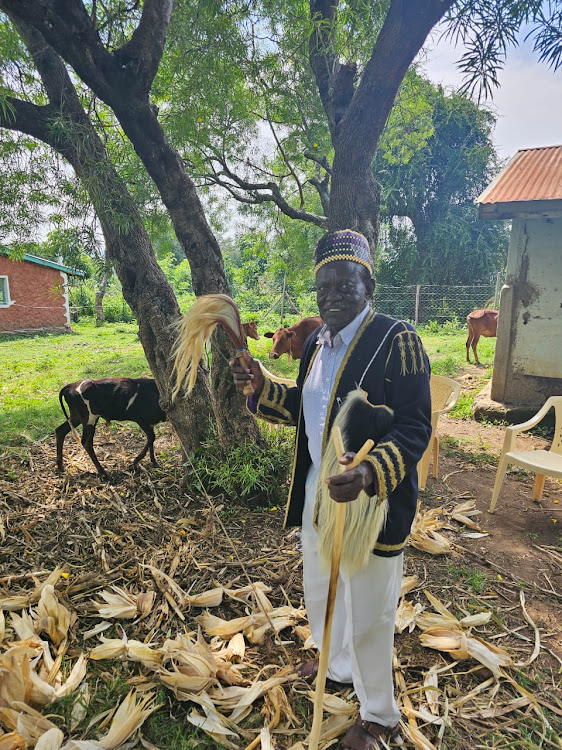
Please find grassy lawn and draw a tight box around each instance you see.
[0,322,148,447]
[0,317,496,447]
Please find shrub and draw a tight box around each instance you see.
[184,429,294,506]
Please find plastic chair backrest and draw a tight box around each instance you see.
[430,375,461,414]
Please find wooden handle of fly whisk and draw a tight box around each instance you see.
[235,349,254,397]
[308,429,375,750]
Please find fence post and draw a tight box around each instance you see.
[493,271,501,310]
[414,285,421,327]
[280,274,286,324]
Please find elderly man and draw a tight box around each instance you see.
[230,229,432,750]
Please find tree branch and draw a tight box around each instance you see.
[266,116,305,209]
[308,0,339,137]
[0,0,117,101]
[114,0,173,94]
[209,157,327,227]
[0,96,56,144]
[0,0,172,101]
[337,0,455,166]
[304,150,332,175]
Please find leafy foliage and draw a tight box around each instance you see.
[374,75,509,284]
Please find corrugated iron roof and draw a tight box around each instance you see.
[478,145,562,205]
[0,248,85,276]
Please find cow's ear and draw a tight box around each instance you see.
[264,332,274,338]
[287,331,295,338]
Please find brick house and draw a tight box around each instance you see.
[0,251,85,333]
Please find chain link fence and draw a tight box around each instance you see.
[69,274,504,328]
[374,273,502,327]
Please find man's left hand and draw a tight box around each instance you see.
[325,453,373,503]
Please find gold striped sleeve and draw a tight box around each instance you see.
[363,441,406,502]
[254,377,295,425]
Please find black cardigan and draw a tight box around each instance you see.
[254,309,432,557]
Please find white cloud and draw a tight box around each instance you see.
[421,37,562,161]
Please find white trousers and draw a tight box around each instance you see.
[302,464,403,726]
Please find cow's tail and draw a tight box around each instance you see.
[59,387,82,445]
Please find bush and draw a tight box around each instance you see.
[103,292,134,323]
[184,429,294,506]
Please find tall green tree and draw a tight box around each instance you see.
[373,77,509,284]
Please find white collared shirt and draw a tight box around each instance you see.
[303,305,370,468]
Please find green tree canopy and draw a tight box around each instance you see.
[373,76,509,284]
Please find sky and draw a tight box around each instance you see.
[421,28,562,162]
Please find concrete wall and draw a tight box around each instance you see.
[0,256,71,332]
[492,216,562,406]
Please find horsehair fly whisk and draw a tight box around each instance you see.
[171,293,253,400]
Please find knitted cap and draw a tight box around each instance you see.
[314,229,374,276]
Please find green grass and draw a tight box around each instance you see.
[1,319,496,448]
[249,322,498,386]
[445,562,489,594]
[0,322,148,447]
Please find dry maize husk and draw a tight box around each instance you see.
[158,668,216,697]
[424,666,440,716]
[222,633,245,662]
[70,683,91,731]
[395,598,424,634]
[36,585,72,645]
[186,711,238,749]
[88,638,128,661]
[400,575,420,597]
[292,625,312,647]
[410,505,451,555]
[125,641,164,670]
[10,702,59,744]
[259,726,275,750]
[97,691,160,749]
[261,685,299,728]
[0,730,27,750]
[306,691,356,717]
[185,588,224,608]
[9,611,37,642]
[0,570,63,612]
[449,501,482,529]
[35,726,64,750]
[0,647,33,708]
[93,588,138,619]
[55,655,88,700]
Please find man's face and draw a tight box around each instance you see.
[316,260,373,332]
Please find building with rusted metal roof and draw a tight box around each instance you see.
[475,145,562,415]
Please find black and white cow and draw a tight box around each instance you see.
[55,377,166,476]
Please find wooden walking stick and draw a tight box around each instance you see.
[308,427,375,750]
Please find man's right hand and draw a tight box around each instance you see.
[228,351,265,397]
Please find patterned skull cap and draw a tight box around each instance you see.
[314,229,374,276]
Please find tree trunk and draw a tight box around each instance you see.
[94,267,109,324]
[100,99,264,449]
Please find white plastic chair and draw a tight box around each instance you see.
[489,396,562,512]
[418,375,462,490]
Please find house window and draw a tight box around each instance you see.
[0,275,12,307]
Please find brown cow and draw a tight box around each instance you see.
[241,321,259,341]
[264,316,323,360]
[466,309,499,365]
